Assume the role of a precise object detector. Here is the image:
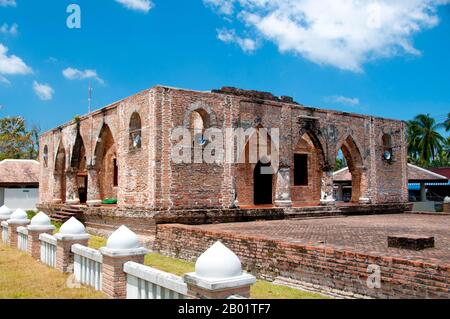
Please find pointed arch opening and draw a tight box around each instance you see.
[94,124,118,202]
[335,135,366,203]
[291,132,323,206]
[71,132,88,203]
[236,127,278,207]
[53,142,66,203]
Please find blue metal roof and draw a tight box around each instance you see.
[408,181,450,191]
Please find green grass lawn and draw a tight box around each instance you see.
[0,243,105,299]
[88,235,327,299]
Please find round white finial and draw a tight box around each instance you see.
[106,225,140,250]
[59,217,86,235]
[444,197,450,204]
[30,212,52,226]
[195,241,242,279]
[9,208,28,220]
[0,205,13,216]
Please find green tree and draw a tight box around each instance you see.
[407,114,445,166]
[0,117,38,161]
[443,113,450,132]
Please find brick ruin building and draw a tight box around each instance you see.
[37,86,410,237]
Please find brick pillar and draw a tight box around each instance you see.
[27,212,55,259]
[274,167,292,207]
[27,226,55,259]
[100,225,148,299]
[87,165,102,206]
[7,220,30,247]
[320,170,336,205]
[7,209,30,247]
[66,168,80,205]
[444,198,450,213]
[55,217,90,272]
[53,172,64,204]
[183,241,256,299]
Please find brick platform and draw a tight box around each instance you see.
[155,214,450,299]
[388,235,435,251]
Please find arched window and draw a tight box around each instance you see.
[382,134,393,162]
[43,145,48,168]
[129,112,142,150]
[189,110,207,146]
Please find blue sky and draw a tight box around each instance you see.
[0,0,449,132]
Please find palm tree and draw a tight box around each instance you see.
[444,113,450,132]
[407,114,445,166]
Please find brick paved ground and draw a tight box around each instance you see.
[191,214,450,264]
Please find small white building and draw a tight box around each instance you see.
[0,159,39,210]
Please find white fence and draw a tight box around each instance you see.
[72,244,103,291]
[40,233,57,268]
[124,261,189,299]
[17,227,28,252]
[1,221,8,244]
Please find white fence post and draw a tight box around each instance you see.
[27,212,55,259]
[6,209,30,247]
[0,205,13,244]
[183,241,256,299]
[100,225,148,299]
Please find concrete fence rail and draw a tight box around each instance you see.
[72,244,103,291]
[17,226,28,252]
[1,221,8,244]
[39,233,57,268]
[124,261,188,299]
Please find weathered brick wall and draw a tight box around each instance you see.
[156,224,450,299]
[39,85,408,210]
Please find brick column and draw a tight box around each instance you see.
[274,167,292,207]
[53,172,65,204]
[7,209,30,247]
[87,165,102,206]
[27,212,55,259]
[55,217,90,273]
[183,241,256,299]
[66,168,80,205]
[320,170,336,205]
[100,225,148,299]
[444,198,450,213]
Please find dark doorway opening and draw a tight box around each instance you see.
[78,174,88,204]
[254,161,273,205]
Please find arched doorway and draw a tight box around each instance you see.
[94,124,118,201]
[235,127,278,207]
[337,136,365,203]
[254,161,273,205]
[71,132,88,203]
[53,143,66,203]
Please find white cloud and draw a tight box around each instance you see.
[62,67,104,84]
[115,0,154,13]
[205,0,450,72]
[0,0,16,7]
[0,75,10,85]
[326,95,360,107]
[0,43,32,83]
[0,23,18,36]
[217,28,258,52]
[33,81,54,101]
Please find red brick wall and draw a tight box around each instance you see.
[39,85,409,210]
[156,224,449,299]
